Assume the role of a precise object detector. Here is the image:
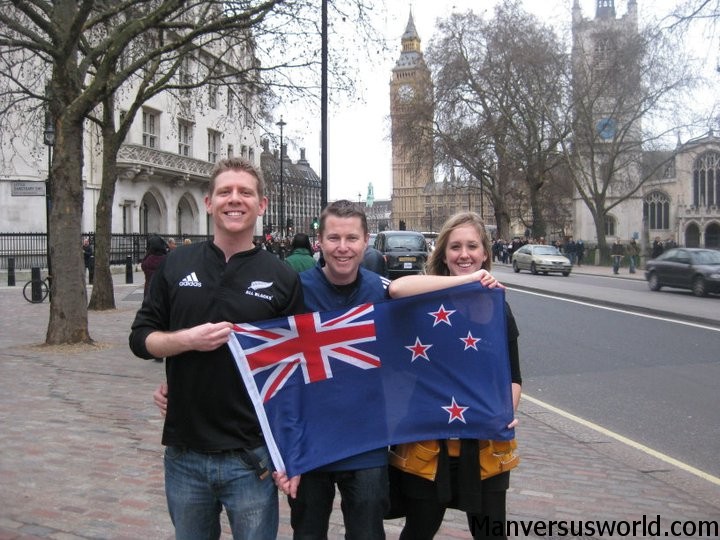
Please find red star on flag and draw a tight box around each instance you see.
[405,337,432,362]
[428,304,456,326]
[442,397,468,424]
[460,331,480,351]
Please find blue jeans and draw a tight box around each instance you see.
[164,446,278,540]
[612,255,622,274]
[289,466,389,540]
[628,255,637,273]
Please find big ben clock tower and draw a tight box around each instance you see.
[390,10,433,231]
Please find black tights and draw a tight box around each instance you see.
[399,491,507,540]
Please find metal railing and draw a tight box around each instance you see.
[0,233,210,270]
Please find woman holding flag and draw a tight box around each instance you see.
[388,211,522,540]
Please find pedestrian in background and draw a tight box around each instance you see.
[564,237,577,265]
[140,234,167,297]
[626,239,640,274]
[575,239,585,266]
[82,237,94,282]
[362,242,388,277]
[166,237,177,251]
[285,232,316,273]
[651,236,664,259]
[611,238,625,274]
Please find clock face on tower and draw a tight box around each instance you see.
[596,117,617,140]
[398,84,415,102]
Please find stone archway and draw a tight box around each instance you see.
[140,192,165,234]
[176,193,200,236]
[705,222,720,249]
[685,223,700,248]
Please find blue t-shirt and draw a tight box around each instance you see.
[298,265,390,471]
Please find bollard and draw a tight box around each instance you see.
[125,255,133,284]
[88,255,95,285]
[7,257,15,287]
[31,266,42,302]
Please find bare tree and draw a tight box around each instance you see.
[562,16,700,261]
[0,0,381,341]
[426,1,570,240]
[0,1,288,344]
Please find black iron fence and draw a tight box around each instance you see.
[0,233,210,270]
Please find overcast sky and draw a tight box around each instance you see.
[275,0,714,203]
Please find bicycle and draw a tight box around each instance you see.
[23,275,51,303]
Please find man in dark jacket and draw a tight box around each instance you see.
[362,244,388,277]
[130,158,304,540]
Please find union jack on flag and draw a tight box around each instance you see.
[229,283,513,476]
[233,303,380,402]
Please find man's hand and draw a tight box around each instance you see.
[272,471,301,498]
[154,382,168,416]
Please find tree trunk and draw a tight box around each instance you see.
[46,115,92,344]
[88,100,120,311]
[527,178,546,239]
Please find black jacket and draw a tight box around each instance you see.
[129,241,304,451]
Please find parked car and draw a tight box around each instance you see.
[374,230,428,279]
[512,244,572,276]
[645,247,720,297]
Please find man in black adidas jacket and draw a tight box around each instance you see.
[129,157,304,540]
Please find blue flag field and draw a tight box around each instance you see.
[229,283,513,476]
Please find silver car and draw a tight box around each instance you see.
[512,244,572,276]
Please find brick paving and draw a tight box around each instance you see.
[0,271,718,539]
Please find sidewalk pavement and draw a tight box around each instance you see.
[1,272,718,540]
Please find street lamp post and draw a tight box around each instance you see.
[276,116,286,239]
[43,113,55,296]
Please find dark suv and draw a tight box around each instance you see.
[374,230,428,279]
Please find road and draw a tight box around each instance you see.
[491,265,720,479]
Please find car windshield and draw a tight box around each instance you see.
[533,246,560,256]
[386,236,426,251]
[692,250,720,265]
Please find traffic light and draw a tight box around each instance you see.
[311,217,319,231]
[287,217,294,228]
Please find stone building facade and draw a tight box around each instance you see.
[571,0,720,251]
[1,29,274,240]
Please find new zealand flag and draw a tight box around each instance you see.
[229,283,513,476]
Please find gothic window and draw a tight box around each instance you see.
[208,129,221,163]
[142,109,158,149]
[178,120,193,157]
[208,86,218,109]
[604,214,616,236]
[179,56,193,98]
[693,152,720,207]
[643,191,670,230]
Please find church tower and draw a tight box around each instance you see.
[571,0,643,244]
[390,10,434,231]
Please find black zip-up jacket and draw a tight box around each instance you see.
[129,241,304,451]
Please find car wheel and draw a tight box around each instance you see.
[530,262,538,275]
[562,271,570,277]
[513,261,520,273]
[692,276,707,297]
[647,272,661,291]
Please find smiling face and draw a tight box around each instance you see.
[205,169,267,245]
[443,224,488,277]
[318,214,368,285]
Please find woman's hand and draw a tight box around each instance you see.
[474,269,505,289]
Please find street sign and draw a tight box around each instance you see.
[11,181,46,196]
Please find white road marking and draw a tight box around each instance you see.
[508,287,720,332]
[523,393,720,487]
